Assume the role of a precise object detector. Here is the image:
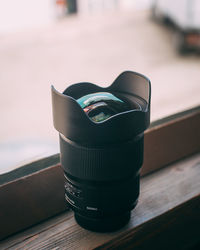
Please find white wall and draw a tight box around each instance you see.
[0,0,153,33]
[0,0,55,33]
[77,0,119,15]
[77,0,152,15]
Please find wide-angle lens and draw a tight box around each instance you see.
[51,71,151,232]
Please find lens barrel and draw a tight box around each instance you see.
[52,71,151,232]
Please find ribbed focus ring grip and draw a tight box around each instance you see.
[60,134,144,181]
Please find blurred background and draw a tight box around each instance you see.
[0,0,200,174]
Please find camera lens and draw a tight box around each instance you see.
[52,71,151,232]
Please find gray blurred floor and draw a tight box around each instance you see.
[0,10,200,173]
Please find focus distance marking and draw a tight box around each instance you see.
[86,206,98,211]
[65,193,75,205]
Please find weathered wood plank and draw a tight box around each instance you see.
[95,195,200,250]
[0,154,60,186]
[1,153,200,250]
[142,107,200,175]
[0,165,68,241]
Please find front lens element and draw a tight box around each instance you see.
[77,92,131,122]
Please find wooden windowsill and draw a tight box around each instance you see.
[1,153,200,249]
[0,106,199,247]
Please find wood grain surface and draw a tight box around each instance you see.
[1,153,200,250]
[95,195,200,250]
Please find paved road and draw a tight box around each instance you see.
[0,10,199,172]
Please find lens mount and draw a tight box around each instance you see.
[75,211,132,232]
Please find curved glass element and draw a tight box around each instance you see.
[77,92,131,123]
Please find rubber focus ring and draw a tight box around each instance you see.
[59,134,144,181]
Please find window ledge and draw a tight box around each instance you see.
[1,153,200,249]
[0,107,200,247]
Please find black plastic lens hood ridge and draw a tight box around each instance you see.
[52,71,151,144]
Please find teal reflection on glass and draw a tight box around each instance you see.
[77,92,130,123]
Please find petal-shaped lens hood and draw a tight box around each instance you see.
[51,71,151,144]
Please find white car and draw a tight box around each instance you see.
[152,0,200,52]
